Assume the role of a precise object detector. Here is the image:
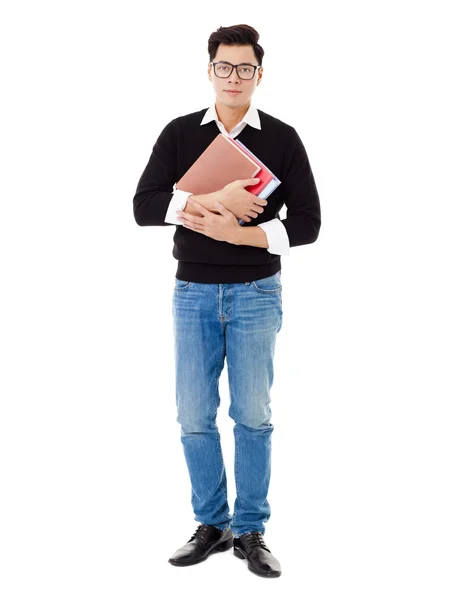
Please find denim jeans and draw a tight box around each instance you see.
[172,270,283,537]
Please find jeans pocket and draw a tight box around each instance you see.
[251,271,282,293]
[174,278,192,291]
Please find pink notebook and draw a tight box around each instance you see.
[176,133,261,195]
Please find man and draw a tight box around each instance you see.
[133,24,321,578]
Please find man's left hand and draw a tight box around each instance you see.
[176,199,241,245]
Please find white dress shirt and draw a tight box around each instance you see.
[164,102,290,256]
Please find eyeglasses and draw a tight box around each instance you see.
[211,61,260,80]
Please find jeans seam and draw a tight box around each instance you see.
[213,336,226,471]
[234,427,240,531]
[215,337,227,526]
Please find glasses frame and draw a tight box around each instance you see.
[211,61,261,80]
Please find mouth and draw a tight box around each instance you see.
[225,90,241,94]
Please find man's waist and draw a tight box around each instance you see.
[175,260,281,283]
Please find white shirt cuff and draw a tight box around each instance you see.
[164,189,192,225]
[257,219,290,256]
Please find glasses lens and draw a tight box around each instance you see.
[215,62,232,77]
[237,65,255,79]
[214,62,255,79]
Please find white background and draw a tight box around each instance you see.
[1,1,475,598]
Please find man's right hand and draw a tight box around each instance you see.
[216,178,267,223]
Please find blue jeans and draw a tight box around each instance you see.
[172,271,283,537]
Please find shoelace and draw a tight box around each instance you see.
[187,524,210,544]
[240,532,271,553]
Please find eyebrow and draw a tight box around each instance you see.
[218,61,255,66]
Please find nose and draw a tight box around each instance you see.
[227,66,240,83]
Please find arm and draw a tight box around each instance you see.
[164,189,222,225]
[278,127,321,246]
[133,119,180,226]
[229,128,319,251]
[233,218,290,256]
[185,192,222,216]
[232,225,269,249]
[133,119,223,226]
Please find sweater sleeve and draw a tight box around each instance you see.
[279,127,321,246]
[133,119,178,226]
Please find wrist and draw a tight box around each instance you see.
[190,191,222,213]
[229,223,243,246]
[212,190,225,208]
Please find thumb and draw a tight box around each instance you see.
[246,177,260,185]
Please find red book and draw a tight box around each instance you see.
[226,137,275,196]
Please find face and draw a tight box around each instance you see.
[208,44,263,110]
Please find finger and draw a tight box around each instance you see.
[187,198,208,214]
[249,195,267,206]
[214,201,231,214]
[245,191,267,204]
[182,221,205,232]
[177,211,203,225]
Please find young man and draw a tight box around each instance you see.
[133,24,321,578]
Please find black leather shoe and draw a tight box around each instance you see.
[233,532,282,577]
[168,524,233,566]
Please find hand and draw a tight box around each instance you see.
[176,198,242,244]
[218,178,267,223]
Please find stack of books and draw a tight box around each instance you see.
[175,133,281,225]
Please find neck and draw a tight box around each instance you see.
[215,99,251,133]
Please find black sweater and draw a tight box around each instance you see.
[133,107,321,283]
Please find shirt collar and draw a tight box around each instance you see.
[200,102,261,130]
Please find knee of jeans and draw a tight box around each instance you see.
[231,411,273,431]
[177,413,218,433]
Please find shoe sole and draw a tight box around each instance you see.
[233,547,282,578]
[168,536,233,567]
